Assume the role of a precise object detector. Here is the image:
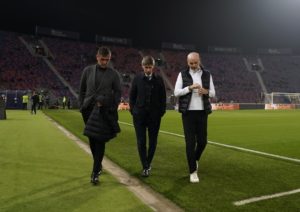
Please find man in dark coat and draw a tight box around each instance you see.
[79,47,121,185]
[0,95,6,120]
[31,91,39,114]
[129,56,166,177]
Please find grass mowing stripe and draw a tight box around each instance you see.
[46,114,183,212]
[45,110,300,211]
[152,110,300,159]
[0,111,152,212]
[118,121,300,164]
[233,188,300,206]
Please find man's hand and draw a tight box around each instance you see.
[198,87,209,95]
[189,83,201,91]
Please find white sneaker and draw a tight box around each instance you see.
[190,171,199,183]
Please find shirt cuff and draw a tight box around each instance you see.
[185,86,191,94]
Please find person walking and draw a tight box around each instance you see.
[174,52,215,183]
[130,56,166,177]
[79,46,121,185]
[31,91,39,114]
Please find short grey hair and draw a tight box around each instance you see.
[141,56,155,66]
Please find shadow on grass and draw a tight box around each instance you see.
[1,175,88,206]
[1,174,148,212]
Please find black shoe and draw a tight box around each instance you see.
[90,172,99,185]
[141,169,149,177]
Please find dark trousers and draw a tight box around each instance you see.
[182,110,208,173]
[133,112,161,170]
[31,103,37,114]
[0,107,6,120]
[22,103,27,110]
[82,105,106,174]
[89,138,105,174]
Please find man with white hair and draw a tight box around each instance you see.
[174,52,215,183]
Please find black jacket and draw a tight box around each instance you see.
[79,64,121,141]
[129,73,166,117]
[79,64,121,111]
[31,94,39,104]
[84,106,120,142]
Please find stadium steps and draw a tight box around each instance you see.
[42,58,78,98]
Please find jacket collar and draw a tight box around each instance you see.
[142,72,156,80]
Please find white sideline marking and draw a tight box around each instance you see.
[119,121,300,164]
[233,188,300,206]
[45,115,183,212]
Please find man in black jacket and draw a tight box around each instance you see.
[79,47,121,185]
[31,91,39,114]
[130,56,166,177]
[174,52,215,183]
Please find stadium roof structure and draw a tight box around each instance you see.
[1,0,300,49]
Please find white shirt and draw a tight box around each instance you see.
[174,69,216,110]
[145,73,152,80]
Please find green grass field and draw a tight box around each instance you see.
[157,110,300,159]
[0,110,151,212]
[1,109,300,211]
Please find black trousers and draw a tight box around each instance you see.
[182,110,208,173]
[22,103,27,110]
[31,103,37,114]
[133,112,161,170]
[89,138,105,174]
[82,105,106,174]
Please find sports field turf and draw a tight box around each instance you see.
[42,109,300,211]
[1,109,299,211]
[0,110,151,212]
